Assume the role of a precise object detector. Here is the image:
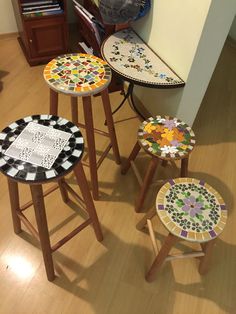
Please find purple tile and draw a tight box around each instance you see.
[220,204,226,210]
[169,179,175,186]
[209,230,217,238]
[181,230,188,237]
[199,180,205,186]
[158,204,164,210]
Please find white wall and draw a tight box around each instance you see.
[0,0,17,34]
[132,0,236,126]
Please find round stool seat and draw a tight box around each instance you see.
[43,53,112,96]
[138,116,195,160]
[156,178,227,242]
[0,115,84,183]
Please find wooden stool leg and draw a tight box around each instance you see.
[49,88,58,116]
[101,89,121,165]
[82,95,99,200]
[30,184,55,281]
[71,96,78,125]
[121,141,141,175]
[7,178,22,234]
[146,233,178,282]
[135,157,159,213]
[136,207,156,231]
[58,178,69,203]
[74,162,103,242]
[180,157,189,177]
[199,239,216,275]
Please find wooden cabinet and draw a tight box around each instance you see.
[12,0,68,65]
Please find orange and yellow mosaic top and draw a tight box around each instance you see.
[138,116,195,160]
[43,54,111,96]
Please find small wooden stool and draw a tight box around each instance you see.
[0,115,103,281]
[43,53,121,200]
[137,178,227,282]
[121,116,196,212]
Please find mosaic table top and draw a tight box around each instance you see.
[156,178,227,242]
[138,116,195,160]
[101,28,185,88]
[44,53,112,96]
[0,115,84,183]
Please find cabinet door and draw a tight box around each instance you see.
[25,17,68,58]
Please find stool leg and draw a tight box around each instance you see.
[82,95,99,200]
[199,239,216,275]
[74,162,103,242]
[121,141,141,175]
[71,96,78,125]
[101,89,121,165]
[58,178,69,203]
[7,178,22,234]
[146,233,178,282]
[180,157,189,177]
[50,88,58,116]
[30,184,55,281]
[135,157,159,213]
[136,207,156,231]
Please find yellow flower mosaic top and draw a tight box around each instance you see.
[138,116,195,159]
[156,178,227,242]
[43,53,112,96]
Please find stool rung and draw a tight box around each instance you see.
[97,143,112,169]
[20,184,59,211]
[131,161,143,186]
[165,251,205,262]
[62,181,85,208]
[17,212,40,241]
[147,218,159,256]
[76,122,110,138]
[51,218,92,252]
[82,144,112,170]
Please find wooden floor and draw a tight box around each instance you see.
[0,35,235,314]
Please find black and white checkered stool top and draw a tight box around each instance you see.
[0,115,84,183]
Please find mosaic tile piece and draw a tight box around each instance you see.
[101,28,185,87]
[0,115,84,183]
[156,178,227,242]
[138,115,195,160]
[43,53,112,96]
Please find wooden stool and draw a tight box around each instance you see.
[43,53,121,200]
[137,178,227,282]
[121,116,196,212]
[0,115,103,281]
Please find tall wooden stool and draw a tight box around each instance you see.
[137,178,227,282]
[43,53,121,200]
[121,116,196,212]
[0,115,103,281]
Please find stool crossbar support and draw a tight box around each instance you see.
[17,211,40,241]
[51,218,92,252]
[20,184,59,211]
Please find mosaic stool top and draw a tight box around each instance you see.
[0,115,84,183]
[43,53,112,96]
[101,28,185,88]
[156,178,227,242]
[138,116,195,160]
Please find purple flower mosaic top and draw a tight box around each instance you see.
[156,178,227,242]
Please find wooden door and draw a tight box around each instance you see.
[25,17,68,58]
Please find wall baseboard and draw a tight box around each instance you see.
[0,32,18,39]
